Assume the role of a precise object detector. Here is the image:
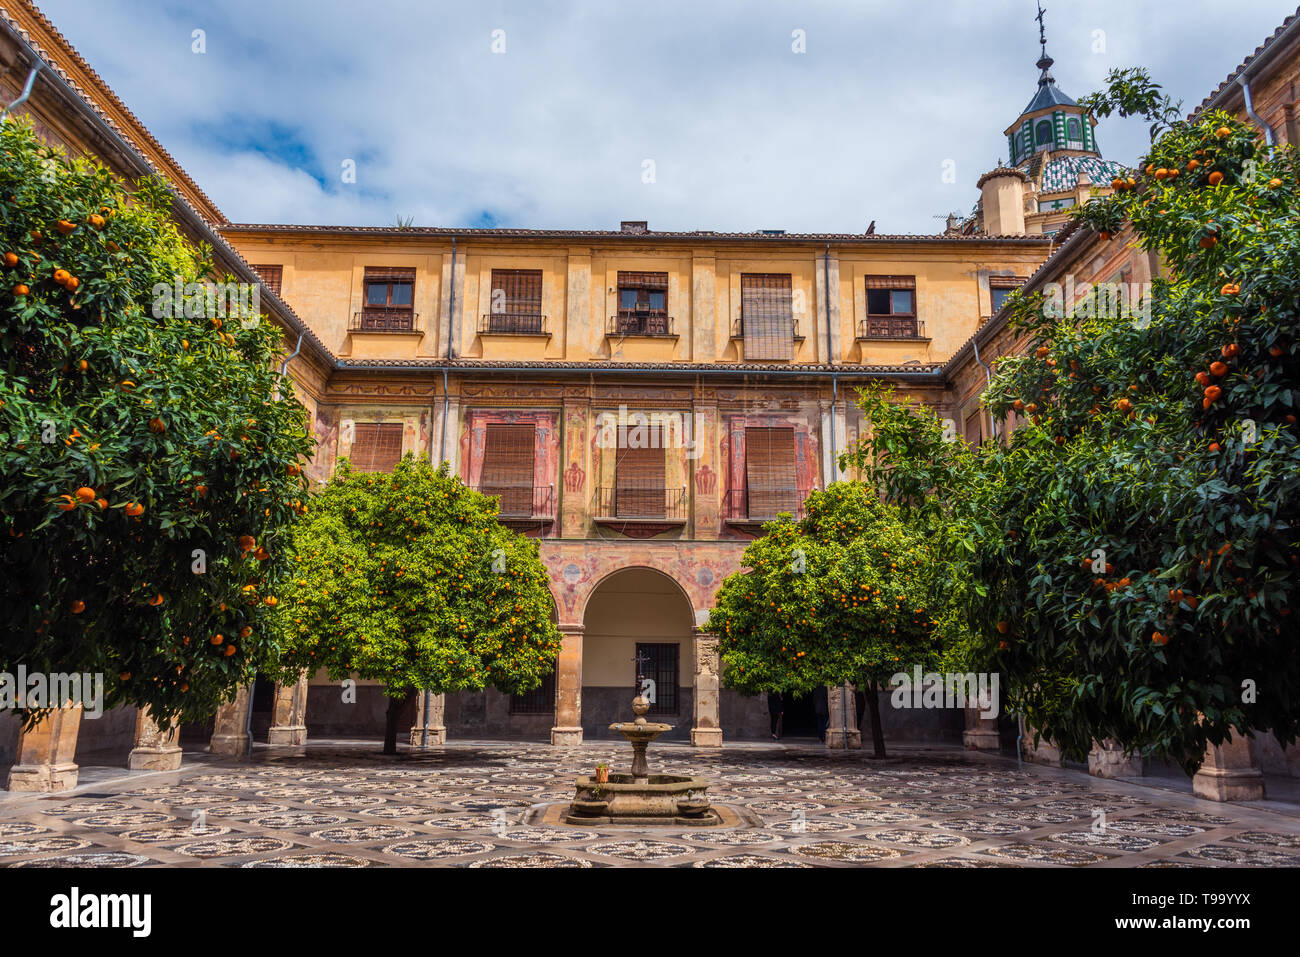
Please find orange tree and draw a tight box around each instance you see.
[704,483,943,756]
[0,119,312,725]
[272,456,561,753]
[846,70,1300,773]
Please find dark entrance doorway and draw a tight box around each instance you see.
[779,691,818,738]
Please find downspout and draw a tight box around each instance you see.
[0,64,40,122]
[1237,75,1276,147]
[971,336,996,440]
[825,244,848,751]
[278,333,303,378]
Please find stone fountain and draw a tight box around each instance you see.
[566,692,717,825]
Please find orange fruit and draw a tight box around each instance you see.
[65,276,79,291]
[223,645,237,656]
[996,620,1010,634]
[210,634,224,645]
[148,417,166,433]
[53,268,70,285]
[95,498,107,510]
[237,534,256,552]
[74,486,95,503]
[1,252,16,267]
[263,596,278,607]
[254,546,270,560]
[1199,235,1218,248]
[125,501,144,517]
[1209,361,1227,376]
[1221,282,1240,295]
[88,214,105,229]
[148,593,164,606]
[1222,343,1240,358]
[56,219,76,235]
[1152,631,1169,645]
[12,284,28,296]
[70,600,85,614]
[239,626,252,638]
[1187,159,1200,171]
[55,494,76,511]
[1204,385,1222,402]
[1214,127,1231,139]
[78,359,88,371]
[1208,171,1224,186]
[1209,442,1221,453]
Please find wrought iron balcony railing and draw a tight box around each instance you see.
[479,313,549,335]
[730,316,805,340]
[474,484,556,520]
[607,313,677,337]
[351,310,418,333]
[593,483,688,521]
[723,487,806,522]
[857,317,926,340]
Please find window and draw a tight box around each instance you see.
[480,424,535,516]
[636,643,679,715]
[251,264,282,296]
[989,276,1023,315]
[614,271,670,335]
[1035,119,1053,148]
[487,269,544,334]
[964,410,984,446]
[863,275,918,338]
[348,422,403,472]
[510,664,556,715]
[360,267,415,331]
[746,427,799,518]
[740,273,795,361]
[1066,117,1083,145]
[614,423,666,517]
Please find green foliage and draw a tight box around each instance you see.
[844,94,1300,773]
[705,483,943,699]
[0,118,313,726]
[272,456,561,698]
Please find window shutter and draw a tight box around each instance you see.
[864,275,916,290]
[350,423,403,472]
[964,411,983,446]
[489,269,543,332]
[364,266,416,283]
[615,424,664,517]
[740,274,794,361]
[481,424,535,515]
[251,264,282,295]
[746,427,798,516]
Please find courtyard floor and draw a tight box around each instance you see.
[1,740,1298,868]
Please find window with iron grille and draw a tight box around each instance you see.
[614,423,666,517]
[615,271,669,335]
[989,276,1023,316]
[745,427,799,518]
[740,273,795,360]
[481,424,535,516]
[251,264,282,296]
[864,275,918,337]
[362,267,415,331]
[509,664,556,714]
[488,269,544,333]
[348,422,404,473]
[636,642,679,715]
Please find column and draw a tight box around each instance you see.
[267,673,309,745]
[209,684,252,756]
[1021,722,1063,766]
[1088,739,1143,778]
[962,707,1000,750]
[127,709,182,771]
[408,691,447,746]
[814,250,841,363]
[690,629,723,747]
[5,705,82,792]
[825,682,861,749]
[551,624,583,745]
[1193,733,1266,802]
[691,252,716,362]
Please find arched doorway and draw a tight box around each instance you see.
[581,567,694,740]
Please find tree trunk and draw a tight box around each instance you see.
[866,681,887,758]
[383,690,417,755]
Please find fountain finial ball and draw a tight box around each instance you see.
[631,695,650,717]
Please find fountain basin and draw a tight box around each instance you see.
[566,773,717,825]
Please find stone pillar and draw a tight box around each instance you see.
[551,625,583,745]
[962,706,1000,751]
[1088,739,1143,778]
[127,710,182,771]
[690,628,723,747]
[267,673,309,745]
[1193,733,1266,802]
[408,691,447,746]
[1021,723,1063,766]
[5,705,82,792]
[209,684,252,756]
[825,682,861,749]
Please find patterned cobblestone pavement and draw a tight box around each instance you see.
[1,742,1297,867]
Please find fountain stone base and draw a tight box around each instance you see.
[566,773,717,825]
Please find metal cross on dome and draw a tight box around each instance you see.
[1036,1,1048,57]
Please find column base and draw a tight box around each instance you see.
[1088,741,1143,778]
[1193,766,1266,802]
[825,729,861,749]
[1023,737,1063,766]
[690,728,723,747]
[551,726,583,745]
[267,725,308,746]
[963,729,1000,750]
[408,726,447,747]
[209,733,250,756]
[6,762,79,792]
[127,746,183,771]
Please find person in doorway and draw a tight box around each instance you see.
[767,692,784,740]
[813,684,829,742]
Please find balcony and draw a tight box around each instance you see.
[593,483,688,536]
[350,310,419,333]
[723,487,806,530]
[730,316,805,340]
[479,313,550,336]
[857,317,927,340]
[474,484,556,530]
[607,312,677,338]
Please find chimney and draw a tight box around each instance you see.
[620,220,648,234]
[977,168,1027,237]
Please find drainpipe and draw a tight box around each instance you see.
[824,244,849,753]
[971,336,996,440]
[1237,75,1276,147]
[0,64,40,122]
[278,333,303,378]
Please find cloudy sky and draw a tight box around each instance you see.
[36,0,1298,234]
